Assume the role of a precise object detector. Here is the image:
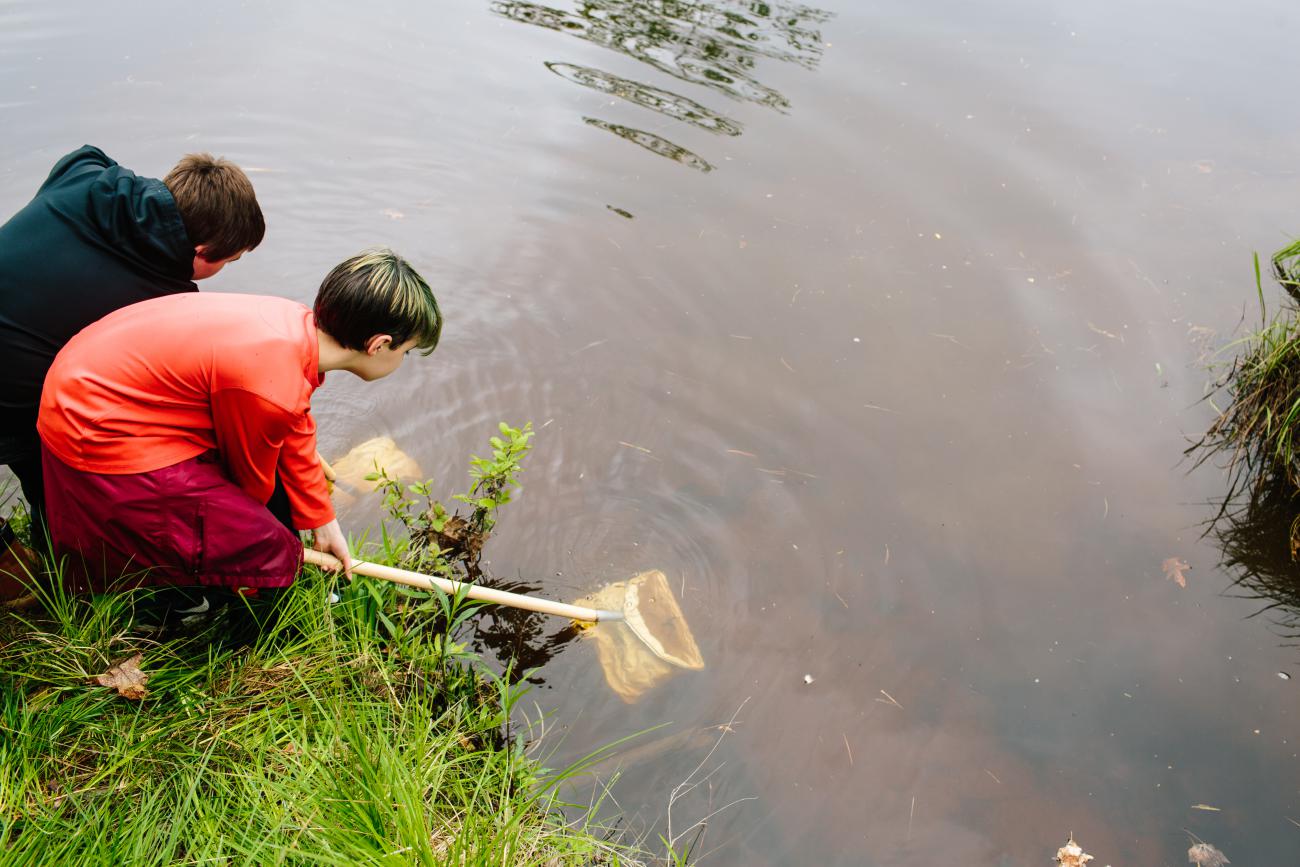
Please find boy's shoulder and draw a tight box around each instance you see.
[39,145,119,191]
[202,295,320,409]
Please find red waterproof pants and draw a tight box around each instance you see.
[42,447,302,593]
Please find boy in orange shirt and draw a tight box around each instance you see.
[37,248,441,602]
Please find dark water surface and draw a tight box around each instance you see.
[4,0,1300,863]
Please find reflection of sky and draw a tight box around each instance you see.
[3,0,1300,863]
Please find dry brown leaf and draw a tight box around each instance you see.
[1188,841,1229,866]
[1054,833,1094,866]
[1162,556,1190,588]
[94,653,149,700]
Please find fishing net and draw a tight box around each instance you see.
[573,569,703,703]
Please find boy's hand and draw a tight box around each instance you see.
[310,518,352,578]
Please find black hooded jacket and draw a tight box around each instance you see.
[0,145,196,438]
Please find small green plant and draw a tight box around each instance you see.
[370,421,533,573]
[455,421,534,537]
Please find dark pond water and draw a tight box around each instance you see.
[3,0,1300,862]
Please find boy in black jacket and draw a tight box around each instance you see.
[0,145,265,558]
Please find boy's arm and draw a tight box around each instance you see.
[211,387,334,530]
[210,387,293,507]
[276,413,335,531]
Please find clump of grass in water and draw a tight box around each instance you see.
[1274,237,1300,301]
[0,424,662,865]
[1190,240,1300,501]
[1194,238,1300,637]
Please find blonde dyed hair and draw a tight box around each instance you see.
[313,248,442,353]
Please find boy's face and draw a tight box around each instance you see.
[353,336,422,382]
[191,247,247,280]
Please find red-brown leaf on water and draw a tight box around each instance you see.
[94,653,149,700]
[1162,556,1191,588]
[1188,842,1229,866]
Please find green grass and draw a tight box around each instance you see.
[1274,237,1300,299]
[0,555,646,866]
[1190,239,1300,500]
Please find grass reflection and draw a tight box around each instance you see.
[1209,473,1300,641]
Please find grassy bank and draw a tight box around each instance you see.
[0,559,638,865]
[0,421,657,865]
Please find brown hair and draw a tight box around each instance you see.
[163,153,265,261]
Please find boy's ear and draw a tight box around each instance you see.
[194,243,211,262]
[364,335,393,356]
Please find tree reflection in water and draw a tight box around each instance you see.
[583,116,715,171]
[1210,473,1300,641]
[492,0,832,172]
[469,575,582,686]
[546,62,743,136]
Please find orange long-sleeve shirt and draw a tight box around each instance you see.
[38,293,334,530]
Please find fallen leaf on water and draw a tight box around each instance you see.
[1190,803,1221,811]
[94,653,148,700]
[1054,833,1093,866]
[1162,556,1190,588]
[1188,841,1229,866]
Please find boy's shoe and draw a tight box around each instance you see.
[132,587,225,634]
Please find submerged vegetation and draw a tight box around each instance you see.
[0,424,665,865]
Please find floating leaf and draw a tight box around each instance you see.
[94,653,149,700]
[1188,842,1229,867]
[1162,556,1191,588]
[1054,833,1094,866]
